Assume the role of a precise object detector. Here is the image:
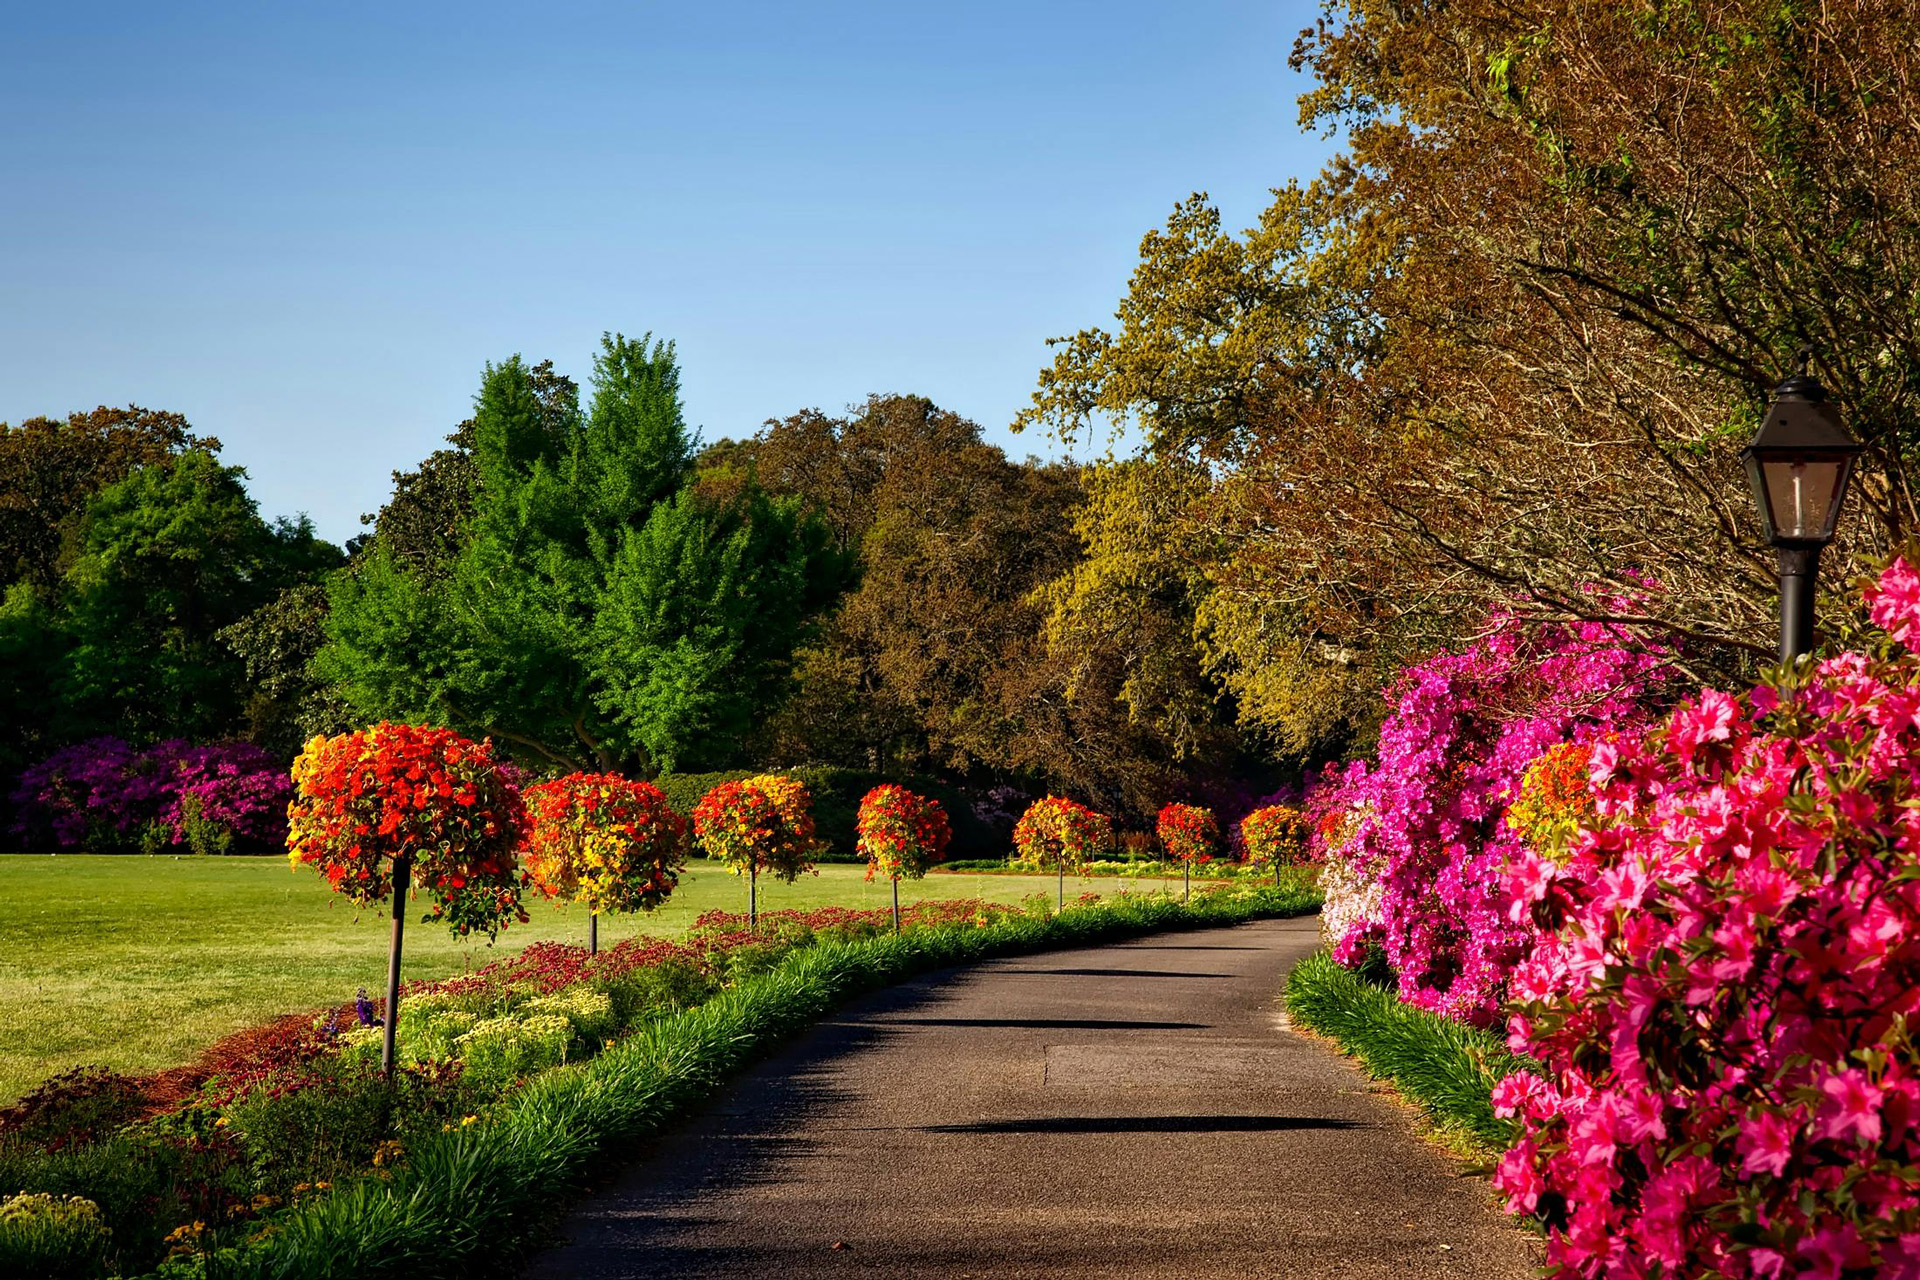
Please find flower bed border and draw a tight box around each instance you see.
[1283,950,1532,1159]
[171,886,1319,1280]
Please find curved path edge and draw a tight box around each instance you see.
[523,915,1539,1279]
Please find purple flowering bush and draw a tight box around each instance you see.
[1311,612,1675,1024]
[10,738,290,853]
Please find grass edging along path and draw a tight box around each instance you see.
[1283,951,1535,1160]
[182,886,1318,1280]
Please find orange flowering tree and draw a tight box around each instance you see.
[1155,802,1220,866]
[1240,804,1313,878]
[856,785,952,932]
[1013,796,1114,907]
[692,773,818,927]
[1157,801,1220,901]
[287,722,530,1070]
[523,773,686,951]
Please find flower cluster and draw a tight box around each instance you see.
[10,738,290,853]
[1503,740,1599,858]
[1011,796,1115,872]
[522,773,686,915]
[286,723,530,938]
[1156,802,1221,866]
[1240,804,1313,873]
[1312,611,1671,1024]
[855,784,952,881]
[1494,558,1920,1275]
[690,773,817,882]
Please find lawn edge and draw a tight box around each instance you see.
[1281,950,1534,1162]
[159,887,1319,1280]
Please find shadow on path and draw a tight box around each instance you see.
[918,1115,1368,1135]
[523,917,1540,1280]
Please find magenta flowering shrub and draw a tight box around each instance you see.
[10,737,290,853]
[1495,559,1920,1275]
[1312,613,1672,1024]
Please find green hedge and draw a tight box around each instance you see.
[1283,950,1535,1156]
[165,885,1318,1279]
[654,767,996,862]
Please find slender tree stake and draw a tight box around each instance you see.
[892,878,901,935]
[382,853,411,1076]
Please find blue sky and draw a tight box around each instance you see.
[0,1,1337,543]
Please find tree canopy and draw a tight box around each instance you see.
[1019,0,1920,724]
[319,333,842,775]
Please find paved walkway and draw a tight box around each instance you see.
[523,916,1539,1279]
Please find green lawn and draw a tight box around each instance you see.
[0,854,1156,1101]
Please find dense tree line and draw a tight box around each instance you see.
[0,408,342,781]
[0,341,1265,826]
[15,0,1879,819]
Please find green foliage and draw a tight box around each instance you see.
[223,1058,475,1199]
[450,1013,576,1087]
[2,441,345,759]
[218,583,356,757]
[590,484,842,771]
[655,766,991,861]
[319,334,841,774]
[1283,950,1533,1157]
[0,405,205,594]
[0,1191,112,1280]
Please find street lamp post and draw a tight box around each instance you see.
[1739,356,1863,662]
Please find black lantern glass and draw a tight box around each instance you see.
[1740,373,1862,548]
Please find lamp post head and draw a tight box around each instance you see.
[1740,358,1862,548]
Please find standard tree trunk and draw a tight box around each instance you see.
[589,910,598,955]
[382,854,412,1076]
[892,878,901,935]
[750,862,758,933]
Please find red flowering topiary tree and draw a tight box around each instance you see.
[855,784,952,933]
[1240,804,1313,883]
[691,773,817,930]
[1156,802,1220,902]
[523,773,686,954]
[287,722,530,1072]
[1013,796,1114,909]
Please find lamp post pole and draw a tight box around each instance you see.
[1776,547,1820,664]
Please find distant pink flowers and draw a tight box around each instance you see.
[1495,558,1920,1274]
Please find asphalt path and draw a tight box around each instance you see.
[523,915,1539,1279]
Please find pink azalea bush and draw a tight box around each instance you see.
[10,738,290,853]
[1313,613,1673,1023]
[1494,558,1920,1275]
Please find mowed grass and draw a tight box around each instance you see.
[0,854,1141,1101]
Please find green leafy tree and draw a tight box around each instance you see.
[218,583,357,756]
[0,405,208,593]
[58,450,343,742]
[592,482,839,771]
[319,333,840,774]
